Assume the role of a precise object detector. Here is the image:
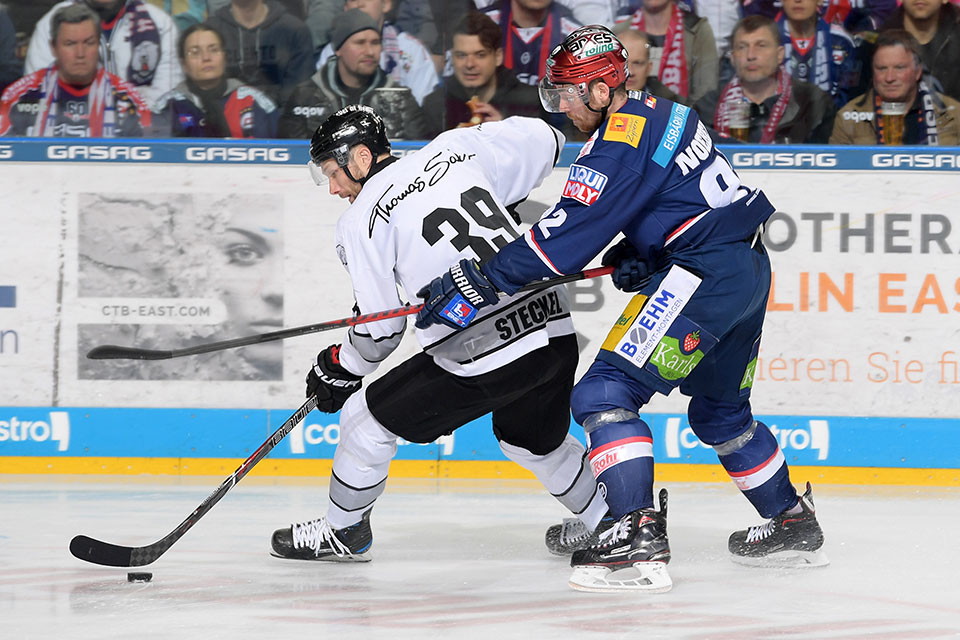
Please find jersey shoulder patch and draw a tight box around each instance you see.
[602,112,646,147]
[651,102,692,168]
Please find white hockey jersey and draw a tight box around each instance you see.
[334,116,575,378]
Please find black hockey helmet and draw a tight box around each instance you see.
[309,105,391,170]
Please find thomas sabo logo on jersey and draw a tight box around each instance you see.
[602,113,646,147]
[563,164,608,206]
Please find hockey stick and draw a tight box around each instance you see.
[69,396,318,567]
[86,266,614,361]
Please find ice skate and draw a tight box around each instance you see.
[271,509,372,562]
[545,513,614,556]
[568,489,672,593]
[729,482,829,568]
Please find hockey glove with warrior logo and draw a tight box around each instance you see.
[415,258,500,330]
[601,239,652,292]
[306,344,363,413]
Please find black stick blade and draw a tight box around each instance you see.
[70,535,139,567]
[86,345,173,360]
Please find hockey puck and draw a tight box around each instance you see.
[127,572,153,583]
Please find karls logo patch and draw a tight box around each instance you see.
[563,164,608,205]
[644,316,716,384]
[603,113,645,147]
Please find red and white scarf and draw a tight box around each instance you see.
[714,67,792,143]
[33,67,117,137]
[631,2,688,98]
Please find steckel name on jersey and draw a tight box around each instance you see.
[333,117,575,378]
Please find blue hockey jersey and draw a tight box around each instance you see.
[483,92,775,295]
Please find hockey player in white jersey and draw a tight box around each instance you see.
[270,105,609,562]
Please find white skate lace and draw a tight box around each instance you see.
[745,519,776,543]
[598,515,633,547]
[291,518,352,557]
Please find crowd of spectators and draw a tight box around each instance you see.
[1,0,959,145]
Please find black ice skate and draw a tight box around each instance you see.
[544,513,615,556]
[568,489,672,592]
[728,482,829,567]
[271,509,372,562]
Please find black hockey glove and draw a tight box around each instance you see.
[414,258,500,330]
[305,344,363,413]
[601,239,652,292]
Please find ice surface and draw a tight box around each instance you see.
[3,476,959,639]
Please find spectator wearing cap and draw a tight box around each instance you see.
[205,0,314,104]
[421,11,542,133]
[24,0,183,108]
[831,28,960,144]
[314,0,439,106]
[279,8,428,139]
[152,23,279,137]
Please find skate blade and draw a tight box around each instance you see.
[569,562,673,593]
[269,551,372,563]
[731,548,829,568]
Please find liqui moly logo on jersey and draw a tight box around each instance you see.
[563,164,608,206]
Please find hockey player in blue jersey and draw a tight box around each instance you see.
[415,24,828,592]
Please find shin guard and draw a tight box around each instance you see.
[327,393,399,529]
[715,421,798,518]
[585,417,654,518]
[500,434,608,531]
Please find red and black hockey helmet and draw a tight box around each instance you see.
[539,25,629,113]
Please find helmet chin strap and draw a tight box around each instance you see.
[343,154,397,186]
[585,87,615,124]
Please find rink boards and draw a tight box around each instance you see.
[1,139,959,484]
[1,406,959,485]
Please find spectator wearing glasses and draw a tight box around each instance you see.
[152,23,278,137]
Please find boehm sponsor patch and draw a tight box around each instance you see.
[562,163,608,205]
[598,265,702,374]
